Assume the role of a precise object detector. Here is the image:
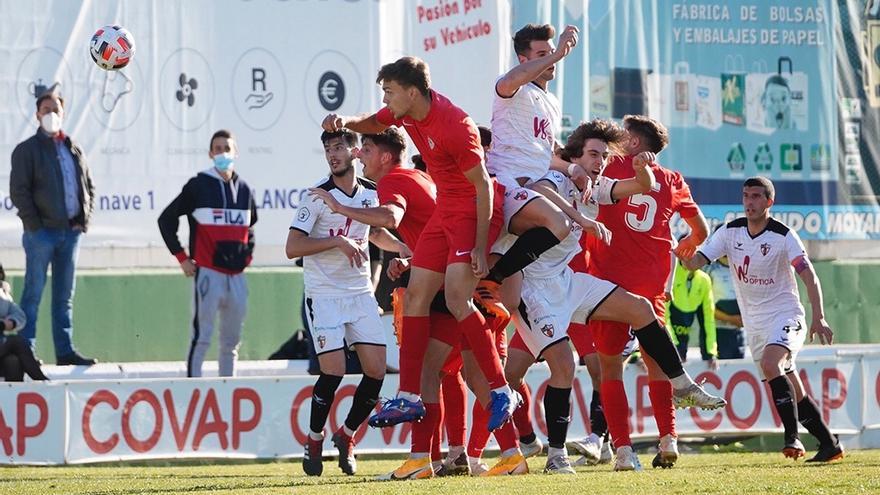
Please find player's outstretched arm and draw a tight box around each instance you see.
[321,112,388,134]
[368,227,412,257]
[794,256,834,345]
[680,251,710,272]
[308,187,404,229]
[674,211,710,260]
[496,25,579,97]
[611,152,658,201]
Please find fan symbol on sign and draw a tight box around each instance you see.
[176,73,198,107]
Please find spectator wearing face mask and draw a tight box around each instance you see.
[9,88,97,366]
[158,129,258,378]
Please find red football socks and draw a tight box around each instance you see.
[399,316,431,395]
[459,311,507,389]
[648,380,675,438]
[442,372,467,447]
[467,401,490,458]
[412,402,441,455]
[601,379,632,447]
[512,383,534,438]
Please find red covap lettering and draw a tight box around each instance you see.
[0,392,49,456]
[81,387,262,454]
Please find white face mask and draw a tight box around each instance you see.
[40,112,62,134]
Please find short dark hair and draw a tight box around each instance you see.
[743,176,775,200]
[411,154,426,172]
[764,74,790,92]
[320,129,358,148]
[35,93,64,112]
[558,119,628,161]
[477,125,492,148]
[362,128,406,164]
[623,115,669,153]
[209,129,235,150]
[376,57,431,97]
[513,24,555,56]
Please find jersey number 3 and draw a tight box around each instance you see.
[625,194,657,232]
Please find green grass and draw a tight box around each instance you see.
[1,450,879,495]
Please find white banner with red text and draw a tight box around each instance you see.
[1,352,878,464]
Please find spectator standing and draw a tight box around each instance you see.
[9,89,97,366]
[158,129,257,377]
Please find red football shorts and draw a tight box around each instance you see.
[412,181,505,273]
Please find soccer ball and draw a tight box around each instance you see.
[89,25,135,70]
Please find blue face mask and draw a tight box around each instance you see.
[213,153,234,172]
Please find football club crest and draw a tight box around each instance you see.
[317,335,326,349]
[541,323,554,338]
[514,190,528,201]
[760,243,771,256]
[427,137,435,150]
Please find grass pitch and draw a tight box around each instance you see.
[1,450,878,495]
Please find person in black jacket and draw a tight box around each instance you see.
[9,90,97,366]
[158,129,257,377]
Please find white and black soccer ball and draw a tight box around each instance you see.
[89,25,135,70]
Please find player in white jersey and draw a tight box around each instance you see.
[287,130,410,477]
[478,24,607,318]
[682,176,843,463]
[493,119,723,474]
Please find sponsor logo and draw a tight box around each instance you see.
[514,190,528,201]
[318,71,344,111]
[454,249,471,257]
[783,320,802,333]
[361,198,372,207]
[533,116,552,143]
[541,323,554,338]
[329,217,353,237]
[212,209,245,225]
[734,255,775,285]
[760,242,771,256]
[735,242,744,250]
[297,207,310,222]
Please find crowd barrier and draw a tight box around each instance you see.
[2,345,878,464]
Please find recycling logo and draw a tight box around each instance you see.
[754,143,772,172]
[727,143,746,172]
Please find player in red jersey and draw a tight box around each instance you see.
[322,57,517,476]
[309,128,478,478]
[586,115,714,470]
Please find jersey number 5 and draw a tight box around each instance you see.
[625,194,657,232]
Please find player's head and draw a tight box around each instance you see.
[321,129,359,177]
[513,23,557,82]
[360,127,407,181]
[623,115,669,155]
[477,125,492,154]
[411,154,427,172]
[559,119,628,181]
[35,92,64,134]
[742,176,775,221]
[377,57,431,119]
[761,75,792,128]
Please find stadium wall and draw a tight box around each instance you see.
[5,260,880,365]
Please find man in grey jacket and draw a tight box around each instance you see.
[9,90,97,366]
